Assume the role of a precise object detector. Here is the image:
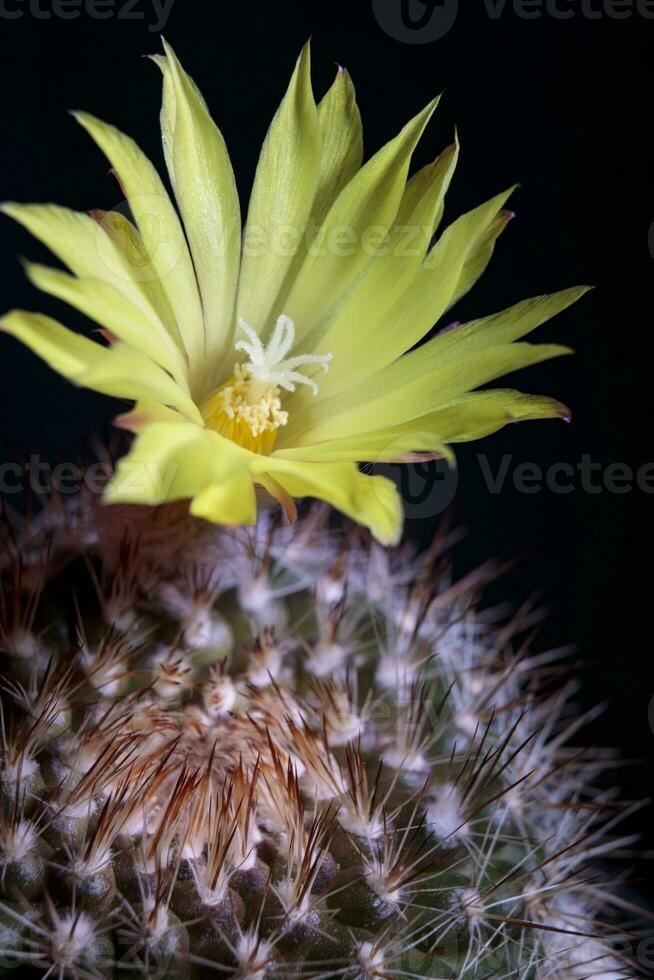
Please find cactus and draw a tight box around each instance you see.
[0,493,643,978]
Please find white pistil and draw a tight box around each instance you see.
[203,314,332,449]
[235,315,332,395]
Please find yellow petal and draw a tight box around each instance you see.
[190,474,257,526]
[299,138,459,402]
[313,67,363,225]
[254,456,403,546]
[427,389,571,441]
[156,42,241,382]
[275,432,451,465]
[91,208,184,351]
[114,401,191,432]
[73,111,205,370]
[286,96,440,351]
[286,283,586,444]
[293,186,513,407]
[276,390,568,462]
[240,63,362,337]
[394,137,459,241]
[107,419,400,541]
[106,423,248,499]
[106,421,256,524]
[23,261,188,387]
[432,286,590,353]
[380,187,516,360]
[1,310,201,423]
[446,208,513,309]
[237,43,321,335]
[105,421,212,505]
[1,202,186,359]
[285,342,572,446]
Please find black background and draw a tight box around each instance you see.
[0,0,652,903]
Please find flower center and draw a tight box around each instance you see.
[201,315,332,455]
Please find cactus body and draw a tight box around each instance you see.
[0,499,640,978]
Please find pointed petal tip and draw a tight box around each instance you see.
[70,109,97,131]
[160,36,176,59]
[553,400,573,422]
[378,521,403,549]
[293,39,313,78]
[415,93,442,124]
[409,94,441,136]
[0,308,28,332]
[435,138,459,165]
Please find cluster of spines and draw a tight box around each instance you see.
[0,497,646,978]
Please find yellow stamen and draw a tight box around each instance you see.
[201,364,288,455]
[201,314,333,455]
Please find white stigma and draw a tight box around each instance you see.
[235,314,332,396]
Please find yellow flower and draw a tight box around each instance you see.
[0,41,588,545]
